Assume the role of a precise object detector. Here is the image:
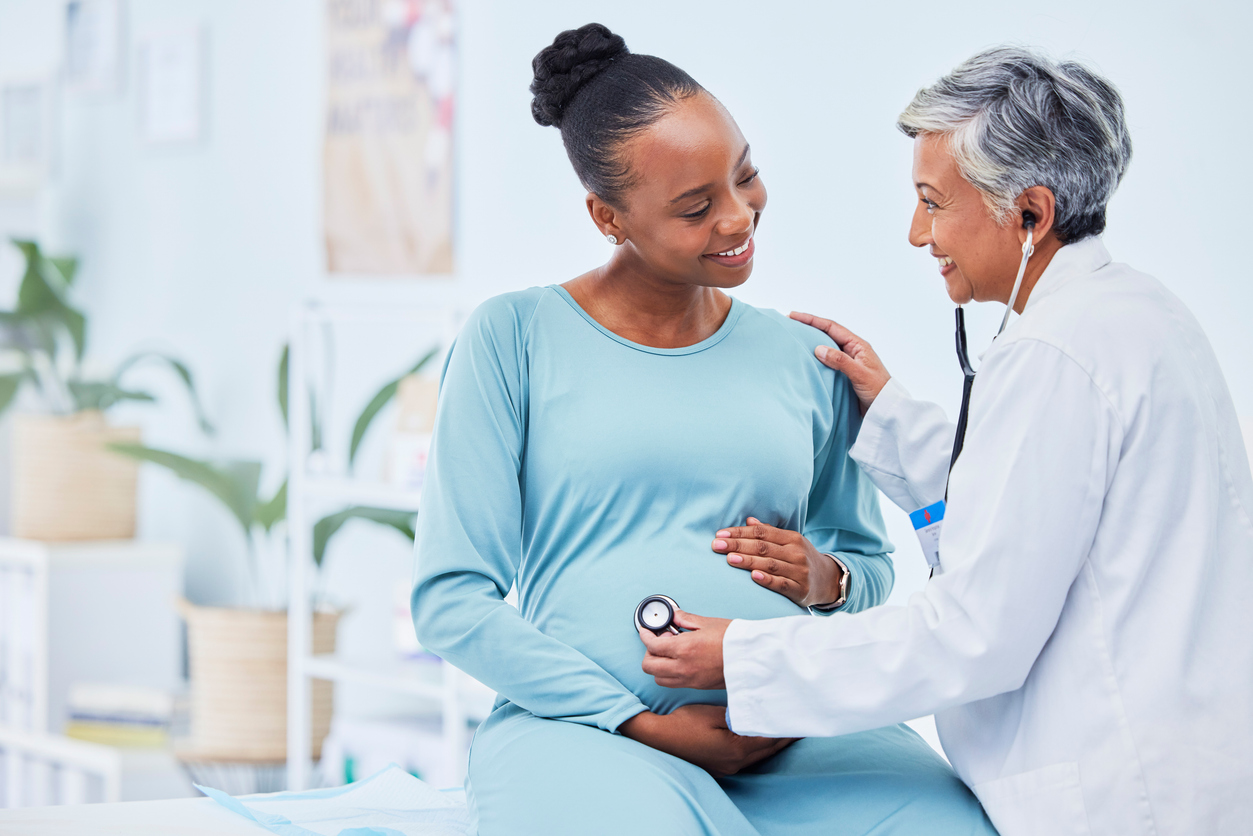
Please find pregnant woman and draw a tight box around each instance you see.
[411,23,995,836]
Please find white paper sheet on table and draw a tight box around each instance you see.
[197,764,473,836]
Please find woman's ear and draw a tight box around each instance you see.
[1016,186,1057,244]
[586,193,625,243]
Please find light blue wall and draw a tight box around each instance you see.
[1,0,1250,619]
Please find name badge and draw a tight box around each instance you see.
[909,501,945,570]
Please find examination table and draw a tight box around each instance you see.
[0,765,473,836]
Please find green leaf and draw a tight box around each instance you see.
[60,306,87,361]
[256,479,287,532]
[108,443,261,542]
[17,257,60,314]
[46,256,79,286]
[278,343,323,450]
[0,372,26,415]
[348,346,440,470]
[312,506,417,568]
[68,380,155,412]
[12,240,87,361]
[10,239,39,265]
[277,344,324,449]
[115,351,216,434]
[277,344,289,429]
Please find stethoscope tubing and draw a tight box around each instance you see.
[948,228,1035,486]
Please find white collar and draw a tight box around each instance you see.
[1021,236,1113,314]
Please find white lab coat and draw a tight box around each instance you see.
[724,238,1253,835]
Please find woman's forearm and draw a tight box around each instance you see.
[618,705,797,776]
[413,569,648,733]
[412,295,647,733]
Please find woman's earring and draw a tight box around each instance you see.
[605,234,618,245]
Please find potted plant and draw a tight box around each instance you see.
[113,344,438,761]
[1,238,212,540]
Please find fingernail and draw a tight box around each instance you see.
[752,571,764,581]
[713,539,727,550]
[716,530,730,538]
[816,346,829,360]
[729,554,743,564]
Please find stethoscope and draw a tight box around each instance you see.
[932,216,1035,579]
[947,214,1036,480]
[635,594,682,635]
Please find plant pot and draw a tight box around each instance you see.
[12,411,141,541]
[178,600,339,761]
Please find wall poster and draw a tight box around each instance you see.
[324,0,456,276]
[0,78,54,194]
[137,27,205,145]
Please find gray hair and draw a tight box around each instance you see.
[898,47,1132,243]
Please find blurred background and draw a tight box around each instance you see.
[0,0,1248,809]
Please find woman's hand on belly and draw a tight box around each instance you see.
[713,518,845,608]
[619,704,797,777]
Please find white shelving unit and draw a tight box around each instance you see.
[285,303,487,791]
[0,538,186,805]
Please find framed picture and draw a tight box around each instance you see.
[323,0,456,276]
[0,77,56,196]
[137,26,205,145]
[65,0,124,95]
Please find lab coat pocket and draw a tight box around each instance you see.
[973,762,1091,836]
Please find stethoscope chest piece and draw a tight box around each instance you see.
[634,594,681,635]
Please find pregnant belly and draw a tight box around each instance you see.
[523,537,809,715]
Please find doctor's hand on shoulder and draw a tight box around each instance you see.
[790,312,890,416]
[713,517,844,609]
[618,701,795,777]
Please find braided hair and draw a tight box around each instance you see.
[530,23,705,205]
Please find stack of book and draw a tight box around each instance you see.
[63,683,173,748]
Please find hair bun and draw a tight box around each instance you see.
[530,23,629,128]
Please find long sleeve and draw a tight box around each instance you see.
[411,296,648,733]
[805,371,894,613]
[725,339,1120,737]
[849,377,956,513]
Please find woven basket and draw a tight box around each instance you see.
[11,411,141,541]
[178,600,339,761]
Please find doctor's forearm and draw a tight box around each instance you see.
[725,342,1114,738]
[849,379,955,512]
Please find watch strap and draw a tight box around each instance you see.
[810,553,850,613]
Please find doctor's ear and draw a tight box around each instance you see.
[1014,187,1057,243]
[587,193,626,245]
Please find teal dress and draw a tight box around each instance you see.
[412,286,995,835]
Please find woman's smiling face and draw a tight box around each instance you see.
[594,93,767,290]
[908,132,1027,305]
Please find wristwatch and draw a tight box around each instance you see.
[811,554,850,613]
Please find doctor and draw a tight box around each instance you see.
[639,47,1253,835]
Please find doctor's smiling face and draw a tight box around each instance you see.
[908,132,1055,307]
